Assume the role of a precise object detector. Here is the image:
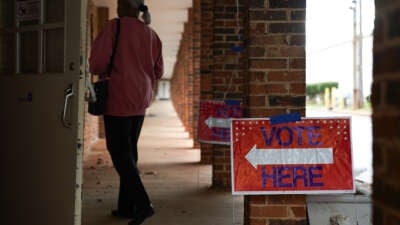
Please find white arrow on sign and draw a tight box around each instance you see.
[205,116,231,128]
[245,145,333,169]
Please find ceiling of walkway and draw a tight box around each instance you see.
[92,0,193,79]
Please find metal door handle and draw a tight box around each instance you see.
[62,85,74,128]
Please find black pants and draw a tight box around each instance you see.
[104,115,151,214]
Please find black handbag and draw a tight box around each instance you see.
[88,19,121,116]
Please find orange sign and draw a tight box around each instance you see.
[231,118,354,195]
[198,100,243,145]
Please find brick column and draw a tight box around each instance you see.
[199,0,214,164]
[170,0,216,162]
[182,20,191,136]
[192,0,201,148]
[171,18,193,142]
[211,0,246,188]
[372,1,400,224]
[187,9,194,139]
[170,8,198,148]
[171,33,187,128]
[244,0,307,224]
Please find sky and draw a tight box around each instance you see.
[306,0,375,98]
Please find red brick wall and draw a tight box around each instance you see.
[372,1,400,224]
[245,196,307,225]
[173,0,249,186]
[244,0,307,224]
[211,0,247,188]
[171,18,194,142]
[192,0,201,148]
[170,5,202,149]
[171,1,308,223]
[246,0,306,118]
[171,0,247,166]
[170,39,184,127]
[199,0,214,164]
[187,9,194,140]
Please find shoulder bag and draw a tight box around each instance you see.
[88,18,121,116]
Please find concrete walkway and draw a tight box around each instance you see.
[82,100,243,225]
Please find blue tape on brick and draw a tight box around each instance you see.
[270,113,301,125]
[231,46,243,53]
[224,100,241,105]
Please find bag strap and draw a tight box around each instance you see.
[106,18,121,77]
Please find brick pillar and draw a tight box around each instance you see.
[171,34,186,127]
[211,0,246,188]
[182,22,189,134]
[182,21,190,134]
[170,8,198,149]
[244,0,307,224]
[200,0,214,164]
[192,0,201,148]
[372,1,400,224]
[186,9,194,139]
[171,19,191,139]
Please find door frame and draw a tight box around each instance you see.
[70,0,88,224]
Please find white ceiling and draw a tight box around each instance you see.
[92,0,193,79]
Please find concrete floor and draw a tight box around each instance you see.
[82,100,243,225]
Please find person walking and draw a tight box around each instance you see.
[89,0,163,224]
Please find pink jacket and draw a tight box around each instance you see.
[90,17,163,116]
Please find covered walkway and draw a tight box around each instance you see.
[82,100,243,225]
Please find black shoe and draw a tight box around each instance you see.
[111,209,135,219]
[128,207,154,225]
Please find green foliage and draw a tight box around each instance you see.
[319,82,339,92]
[365,95,371,103]
[365,95,371,107]
[306,82,339,100]
[306,84,319,99]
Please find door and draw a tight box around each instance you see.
[0,0,86,225]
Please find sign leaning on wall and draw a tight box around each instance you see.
[231,117,355,195]
[198,100,243,145]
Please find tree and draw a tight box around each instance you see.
[306,82,339,103]
[306,84,319,100]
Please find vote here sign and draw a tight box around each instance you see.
[231,118,355,195]
[198,100,243,145]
